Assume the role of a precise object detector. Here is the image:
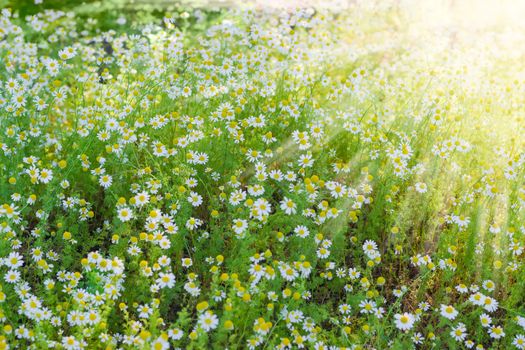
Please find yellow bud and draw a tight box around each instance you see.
[196,301,209,312]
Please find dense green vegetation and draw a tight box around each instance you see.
[0,1,524,349]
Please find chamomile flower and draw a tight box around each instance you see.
[394,313,415,331]
[440,304,459,320]
[117,207,133,222]
[198,311,219,332]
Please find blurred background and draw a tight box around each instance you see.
[3,0,525,31]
